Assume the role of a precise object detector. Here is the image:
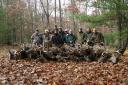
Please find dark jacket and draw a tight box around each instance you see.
[59,31,65,42]
[51,33,64,47]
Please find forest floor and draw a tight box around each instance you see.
[0,46,128,85]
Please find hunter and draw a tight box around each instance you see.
[84,28,93,46]
[65,29,76,46]
[31,29,43,46]
[51,29,64,47]
[91,28,105,45]
[91,28,105,61]
[58,27,65,42]
[76,28,85,45]
[43,29,51,50]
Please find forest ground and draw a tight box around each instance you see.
[0,46,128,85]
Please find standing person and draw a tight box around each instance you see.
[65,29,76,46]
[54,25,58,32]
[63,29,69,43]
[85,28,93,42]
[58,27,65,42]
[76,28,85,45]
[43,29,51,50]
[85,28,93,46]
[48,29,54,47]
[91,28,105,61]
[51,29,64,47]
[31,29,43,46]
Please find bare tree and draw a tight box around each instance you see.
[26,0,35,32]
[55,0,57,24]
[59,0,62,27]
[40,0,53,27]
[70,0,78,32]
[0,0,3,8]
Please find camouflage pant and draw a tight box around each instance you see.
[43,41,52,51]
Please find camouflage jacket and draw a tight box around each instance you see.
[76,32,85,44]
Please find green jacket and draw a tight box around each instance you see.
[65,34,76,43]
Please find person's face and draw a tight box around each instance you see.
[93,29,97,33]
[69,30,72,34]
[59,28,62,32]
[88,28,92,32]
[55,25,57,29]
[35,30,39,33]
[79,29,83,32]
[45,31,49,34]
[86,28,89,32]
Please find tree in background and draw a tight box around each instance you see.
[0,0,127,55]
[72,0,128,54]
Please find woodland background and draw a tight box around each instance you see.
[0,0,128,84]
[0,0,128,51]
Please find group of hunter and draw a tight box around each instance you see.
[31,25,104,48]
[9,25,121,64]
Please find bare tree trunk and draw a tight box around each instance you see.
[27,0,34,32]
[0,0,3,45]
[71,0,77,32]
[59,0,62,27]
[115,0,122,49]
[46,0,50,26]
[40,0,50,27]
[117,10,122,48]
[55,0,57,24]
[18,0,23,43]
[34,0,37,16]
[39,4,45,28]
[0,0,3,8]
[32,0,38,30]
[6,0,11,45]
